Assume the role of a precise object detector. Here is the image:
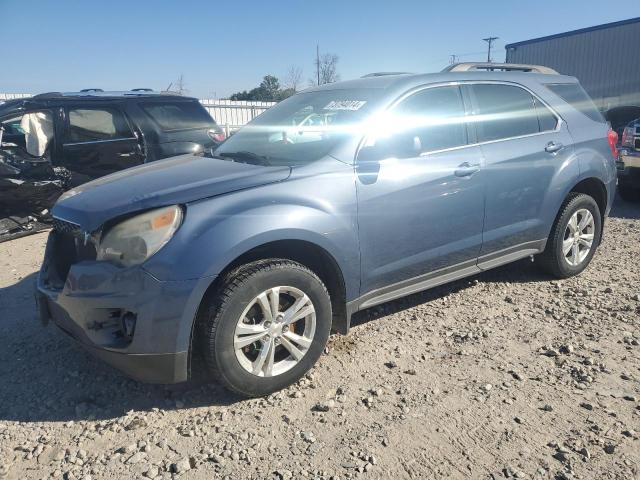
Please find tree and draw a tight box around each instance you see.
[228,75,294,102]
[310,52,340,86]
[259,75,280,99]
[284,65,303,92]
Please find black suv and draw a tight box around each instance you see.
[0,90,224,240]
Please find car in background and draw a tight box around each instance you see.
[617,118,640,201]
[0,90,225,241]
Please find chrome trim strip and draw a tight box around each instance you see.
[355,80,564,161]
[63,137,137,147]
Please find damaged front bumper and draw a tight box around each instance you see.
[36,230,212,384]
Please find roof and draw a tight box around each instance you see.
[0,91,199,115]
[505,17,640,49]
[304,69,577,96]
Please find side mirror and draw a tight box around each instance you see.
[356,134,422,163]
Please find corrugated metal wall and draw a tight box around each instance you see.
[506,20,640,111]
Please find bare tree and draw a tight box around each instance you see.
[283,65,303,92]
[310,51,340,86]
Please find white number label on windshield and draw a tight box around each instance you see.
[324,100,367,111]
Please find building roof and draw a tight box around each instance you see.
[505,17,640,49]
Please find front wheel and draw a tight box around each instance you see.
[199,259,332,397]
[537,192,601,279]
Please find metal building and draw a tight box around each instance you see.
[505,17,640,131]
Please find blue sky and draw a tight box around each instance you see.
[1,1,638,98]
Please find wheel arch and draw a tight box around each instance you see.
[189,239,350,376]
[569,177,607,226]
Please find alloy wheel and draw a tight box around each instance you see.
[562,208,595,267]
[233,286,316,377]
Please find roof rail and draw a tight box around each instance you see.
[442,62,559,75]
[32,92,63,99]
[361,72,411,78]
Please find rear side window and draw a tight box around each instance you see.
[392,85,467,152]
[470,84,540,142]
[535,98,559,132]
[67,108,133,143]
[545,83,604,123]
[141,101,213,131]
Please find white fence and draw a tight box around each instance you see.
[200,99,276,134]
[0,93,31,100]
[0,93,275,133]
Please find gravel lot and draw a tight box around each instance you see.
[0,198,638,480]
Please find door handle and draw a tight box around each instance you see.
[454,162,480,177]
[544,141,564,154]
[116,152,134,158]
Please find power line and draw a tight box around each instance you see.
[482,36,499,63]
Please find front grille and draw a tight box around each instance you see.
[52,217,81,235]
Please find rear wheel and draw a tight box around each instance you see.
[199,259,332,397]
[537,192,601,279]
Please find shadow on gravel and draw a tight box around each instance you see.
[351,257,548,328]
[609,194,640,219]
[0,273,241,424]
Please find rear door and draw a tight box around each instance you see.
[465,82,575,261]
[60,105,144,186]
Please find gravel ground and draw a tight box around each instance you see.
[0,198,638,480]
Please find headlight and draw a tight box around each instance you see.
[97,205,183,267]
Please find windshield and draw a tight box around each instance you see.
[213,89,381,166]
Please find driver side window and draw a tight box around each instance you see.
[391,85,468,155]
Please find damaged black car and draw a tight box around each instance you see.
[0,90,224,241]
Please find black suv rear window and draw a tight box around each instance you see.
[141,101,213,131]
[545,83,604,123]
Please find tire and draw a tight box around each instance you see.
[537,192,602,279]
[199,259,332,397]
[618,182,640,202]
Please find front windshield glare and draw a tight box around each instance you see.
[213,89,379,166]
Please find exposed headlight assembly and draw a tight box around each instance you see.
[97,205,183,267]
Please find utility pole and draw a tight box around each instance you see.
[449,54,458,64]
[316,44,320,86]
[483,37,498,63]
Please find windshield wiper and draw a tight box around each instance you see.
[216,151,272,166]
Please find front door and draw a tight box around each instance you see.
[60,105,144,186]
[356,85,485,295]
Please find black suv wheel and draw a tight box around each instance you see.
[199,259,332,397]
[537,192,601,278]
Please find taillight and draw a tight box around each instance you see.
[607,128,618,159]
[208,129,226,143]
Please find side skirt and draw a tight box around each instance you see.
[344,239,546,332]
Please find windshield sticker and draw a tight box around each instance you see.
[324,100,367,111]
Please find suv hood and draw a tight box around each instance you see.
[53,154,291,232]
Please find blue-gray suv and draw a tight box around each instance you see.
[36,63,618,397]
